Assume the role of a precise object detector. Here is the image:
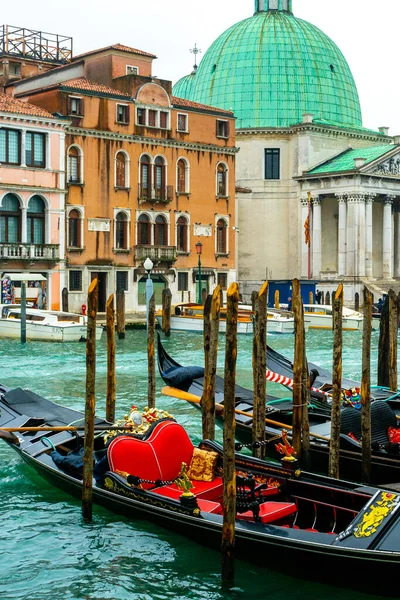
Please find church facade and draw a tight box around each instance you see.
[173,0,400,303]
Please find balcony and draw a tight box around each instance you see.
[138,184,174,204]
[134,245,177,264]
[0,243,60,262]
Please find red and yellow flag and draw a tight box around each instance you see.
[304,216,310,246]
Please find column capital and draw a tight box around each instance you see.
[385,194,396,205]
[300,196,309,207]
[335,193,347,203]
[365,193,376,204]
[347,193,367,203]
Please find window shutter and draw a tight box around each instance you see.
[216,120,219,137]
[80,99,85,116]
[67,96,72,115]
[226,121,230,137]
[126,106,130,124]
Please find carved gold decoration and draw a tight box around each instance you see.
[175,462,194,497]
[104,405,175,442]
[354,492,399,538]
[275,429,297,461]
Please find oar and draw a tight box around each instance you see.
[0,425,134,433]
[161,386,330,443]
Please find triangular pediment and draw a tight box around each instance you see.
[363,152,400,177]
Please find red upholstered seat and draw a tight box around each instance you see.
[237,501,297,524]
[150,477,224,501]
[197,499,222,514]
[107,421,194,489]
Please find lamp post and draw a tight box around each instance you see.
[144,257,154,330]
[196,241,203,305]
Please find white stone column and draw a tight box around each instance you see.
[383,196,394,279]
[336,193,347,276]
[365,195,375,277]
[300,196,309,278]
[312,196,322,278]
[358,195,366,278]
[346,194,366,278]
[20,129,27,167]
[394,207,400,278]
[21,206,27,243]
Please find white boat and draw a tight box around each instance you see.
[239,304,308,334]
[0,305,103,342]
[302,304,380,331]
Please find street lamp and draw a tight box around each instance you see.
[195,241,203,305]
[144,257,154,330]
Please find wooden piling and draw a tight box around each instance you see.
[301,306,311,470]
[292,279,303,457]
[106,294,116,424]
[329,283,343,479]
[62,287,69,312]
[325,291,330,305]
[251,290,258,312]
[355,292,360,312]
[321,291,325,305]
[377,295,390,388]
[116,289,125,339]
[274,290,280,309]
[389,290,398,392]
[221,282,239,583]
[161,288,172,337]
[201,288,207,306]
[361,287,372,484]
[82,278,98,521]
[252,281,268,460]
[309,291,314,304]
[201,287,221,441]
[148,293,156,409]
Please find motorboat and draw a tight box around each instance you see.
[157,336,400,485]
[301,304,380,331]
[0,304,103,342]
[1,382,400,591]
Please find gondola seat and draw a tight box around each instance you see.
[237,501,297,525]
[340,401,398,447]
[107,421,223,499]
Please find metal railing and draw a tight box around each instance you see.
[138,184,174,203]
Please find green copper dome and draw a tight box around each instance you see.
[173,3,362,129]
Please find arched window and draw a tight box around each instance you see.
[27,195,45,244]
[140,155,151,199]
[68,209,81,248]
[0,193,21,243]
[115,212,128,249]
[216,218,227,254]
[176,215,188,252]
[177,159,188,193]
[138,214,151,245]
[154,156,166,200]
[217,163,227,196]
[155,215,167,246]
[68,146,82,184]
[116,152,127,188]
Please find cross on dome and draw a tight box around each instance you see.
[254,0,293,12]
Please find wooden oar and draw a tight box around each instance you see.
[0,425,134,433]
[161,386,330,443]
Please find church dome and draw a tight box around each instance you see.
[173,70,196,99]
[173,1,362,129]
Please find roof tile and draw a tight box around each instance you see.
[73,43,156,60]
[171,96,233,116]
[0,92,54,118]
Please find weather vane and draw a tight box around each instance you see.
[190,43,202,68]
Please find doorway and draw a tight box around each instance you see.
[91,272,107,312]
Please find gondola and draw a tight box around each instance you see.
[1,383,400,592]
[157,335,400,485]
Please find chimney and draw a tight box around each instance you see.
[302,113,314,124]
[354,157,367,169]
[379,126,390,136]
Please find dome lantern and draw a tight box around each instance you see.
[255,0,292,12]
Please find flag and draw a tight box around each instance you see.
[304,216,310,246]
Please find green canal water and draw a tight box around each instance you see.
[0,329,395,600]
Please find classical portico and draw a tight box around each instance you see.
[299,144,400,297]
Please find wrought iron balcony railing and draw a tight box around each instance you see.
[138,184,174,203]
[134,245,177,263]
[0,243,60,261]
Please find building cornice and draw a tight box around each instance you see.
[66,126,239,155]
[0,111,70,129]
[237,122,391,143]
[0,183,67,194]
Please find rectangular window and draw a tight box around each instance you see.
[217,273,228,290]
[177,113,188,132]
[216,120,229,138]
[69,97,83,116]
[26,132,46,168]
[116,104,130,124]
[160,111,168,129]
[148,110,156,127]
[126,65,139,75]
[0,129,20,165]
[69,270,82,291]
[265,148,280,180]
[178,272,188,291]
[116,271,128,292]
[137,108,146,125]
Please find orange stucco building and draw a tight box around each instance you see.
[7,40,237,311]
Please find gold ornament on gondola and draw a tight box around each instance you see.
[104,405,175,442]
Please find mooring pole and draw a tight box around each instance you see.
[222,282,238,584]
[389,289,398,392]
[106,294,116,423]
[116,288,125,339]
[20,281,26,344]
[361,287,372,484]
[274,289,280,309]
[201,286,221,441]
[377,295,390,388]
[329,283,343,479]
[62,287,69,312]
[148,293,156,409]
[292,279,303,456]
[252,281,268,460]
[301,304,311,470]
[251,290,258,313]
[161,288,172,337]
[82,278,98,521]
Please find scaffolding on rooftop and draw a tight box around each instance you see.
[0,25,73,63]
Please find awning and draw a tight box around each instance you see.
[2,273,47,282]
